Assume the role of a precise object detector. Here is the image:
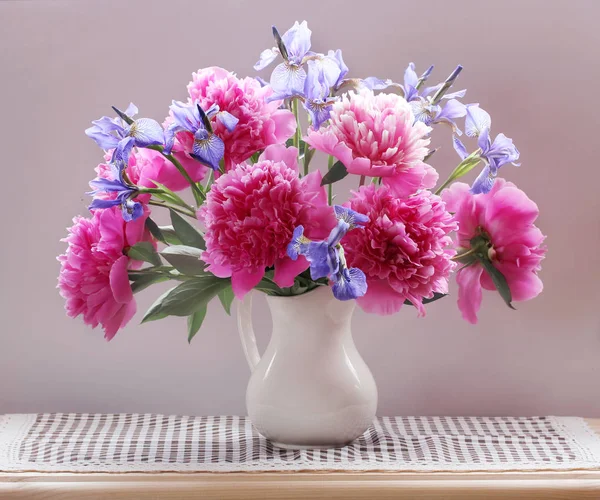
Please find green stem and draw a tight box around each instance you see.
[148,200,196,218]
[292,99,305,175]
[136,188,163,195]
[434,177,456,196]
[434,152,482,196]
[327,155,334,204]
[147,145,205,205]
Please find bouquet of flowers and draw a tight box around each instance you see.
[58,21,546,342]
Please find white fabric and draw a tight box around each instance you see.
[1,414,600,472]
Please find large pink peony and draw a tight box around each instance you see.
[57,206,152,340]
[186,66,296,169]
[342,185,457,315]
[199,144,335,298]
[442,180,546,324]
[305,88,437,197]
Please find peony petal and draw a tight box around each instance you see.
[485,181,540,238]
[273,255,310,288]
[356,278,405,316]
[270,109,297,143]
[496,263,544,302]
[109,255,133,304]
[440,182,471,212]
[260,144,299,172]
[383,162,439,198]
[456,265,484,324]
[103,301,136,341]
[124,209,149,247]
[231,268,265,299]
[304,128,374,176]
[98,207,125,251]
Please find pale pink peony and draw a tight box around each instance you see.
[57,206,152,340]
[442,180,546,324]
[187,66,296,169]
[305,88,437,197]
[199,144,336,298]
[343,185,457,315]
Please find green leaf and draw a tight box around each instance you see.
[141,286,178,323]
[254,278,284,295]
[145,217,167,244]
[160,245,205,275]
[149,180,190,208]
[187,306,207,343]
[404,292,447,307]
[321,160,348,186]
[249,151,261,164]
[478,257,515,310]
[129,273,169,293]
[170,210,205,250]
[158,225,182,245]
[218,286,235,315]
[127,242,162,267]
[142,275,229,322]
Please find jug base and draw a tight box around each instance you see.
[271,439,354,450]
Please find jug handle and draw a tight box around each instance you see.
[237,290,261,371]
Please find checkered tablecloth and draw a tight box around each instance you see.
[1,414,599,472]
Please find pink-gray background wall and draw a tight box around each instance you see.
[1,0,598,417]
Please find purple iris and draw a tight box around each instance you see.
[85,103,164,163]
[453,105,520,194]
[255,21,313,100]
[286,206,368,301]
[88,159,143,222]
[401,63,467,133]
[303,59,340,129]
[164,101,237,171]
[331,267,367,301]
[287,226,310,260]
[334,206,369,228]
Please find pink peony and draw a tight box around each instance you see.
[442,180,546,324]
[98,146,206,197]
[57,206,152,340]
[342,185,457,315]
[199,144,335,298]
[129,146,206,191]
[305,88,437,197]
[187,66,296,169]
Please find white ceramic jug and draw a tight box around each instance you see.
[237,285,378,449]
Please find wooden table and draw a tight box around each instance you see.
[1,419,598,500]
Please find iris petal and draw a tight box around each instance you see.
[129,118,164,147]
[332,267,367,300]
[217,111,239,132]
[470,164,495,194]
[465,105,491,137]
[270,61,307,97]
[191,130,225,171]
[254,47,279,71]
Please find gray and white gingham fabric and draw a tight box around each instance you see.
[1,414,600,472]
